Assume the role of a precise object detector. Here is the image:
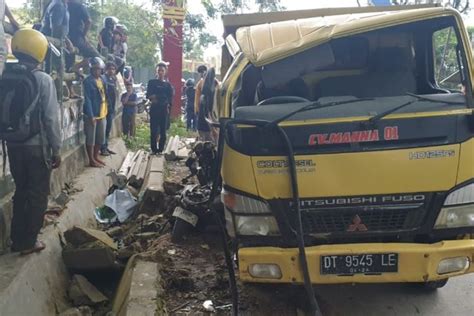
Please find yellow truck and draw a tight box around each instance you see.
[212,5,474,314]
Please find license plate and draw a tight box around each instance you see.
[321,253,398,275]
[173,207,199,227]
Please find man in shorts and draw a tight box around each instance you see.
[83,57,107,167]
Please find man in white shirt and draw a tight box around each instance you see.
[0,2,20,76]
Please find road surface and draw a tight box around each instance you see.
[315,274,474,315]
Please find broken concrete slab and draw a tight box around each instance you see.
[149,155,165,173]
[146,171,164,192]
[139,171,166,213]
[127,261,162,315]
[64,226,118,250]
[112,257,165,316]
[164,135,180,161]
[68,275,108,306]
[62,246,118,271]
[105,226,124,238]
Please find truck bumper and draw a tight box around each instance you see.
[238,240,474,284]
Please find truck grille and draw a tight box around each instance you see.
[301,208,418,234]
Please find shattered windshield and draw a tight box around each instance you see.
[232,16,470,111]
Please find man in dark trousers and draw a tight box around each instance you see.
[100,61,117,156]
[67,0,100,72]
[146,62,174,154]
[8,29,62,254]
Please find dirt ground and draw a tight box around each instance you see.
[137,159,313,316]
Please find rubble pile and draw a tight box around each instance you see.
[58,138,232,315]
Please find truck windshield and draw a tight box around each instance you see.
[232,16,470,111]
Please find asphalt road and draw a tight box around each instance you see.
[315,274,474,316]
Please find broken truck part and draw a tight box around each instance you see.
[214,5,474,315]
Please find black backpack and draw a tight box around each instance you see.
[0,63,41,143]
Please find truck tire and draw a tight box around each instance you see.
[171,218,193,243]
[418,278,449,290]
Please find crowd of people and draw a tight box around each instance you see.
[0,0,217,254]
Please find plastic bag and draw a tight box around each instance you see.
[104,189,137,223]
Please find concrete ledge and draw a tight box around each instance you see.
[0,139,127,316]
[128,261,161,315]
[112,257,165,316]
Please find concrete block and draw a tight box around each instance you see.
[147,171,164,192]
[149,155,165,173]
[68,275,108,306]
[62,247,117,271]
[112,258,164,316]
[127,261,160,316]
[64,226,118,250]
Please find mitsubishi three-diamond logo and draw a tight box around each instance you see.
[347,215,368,232]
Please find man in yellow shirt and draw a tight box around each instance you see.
[83,57,108,167]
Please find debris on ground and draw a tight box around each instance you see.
[68,275,108,306]
[104,189,137,223]
[58,306,93,316]
[164,135,191,162]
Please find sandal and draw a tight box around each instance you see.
[20,241,46,256]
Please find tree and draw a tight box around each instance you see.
[391,0,469,13]
[201,0,285,16]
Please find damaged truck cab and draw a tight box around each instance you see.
[214,6,474,289]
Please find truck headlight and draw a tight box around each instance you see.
[222,190,280,236]
[222,190,271,214]
[235,215,280,236]
[435,183,474,229]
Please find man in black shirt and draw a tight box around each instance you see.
[146,62,174,154]
[66,0,100,71]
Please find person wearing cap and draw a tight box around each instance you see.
[98,16,117,54]
[146,62,174,154]
[7,29,62,255]
[83,57,108,167]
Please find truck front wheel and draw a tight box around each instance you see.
[418,278,449,290]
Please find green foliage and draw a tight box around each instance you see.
[433,26,461,90]
[123,119,194,152]
[183,13,217,59]
[391,0,469,13]
[201,0,284,16]
[123,122,150,151]
[168,119,192,137]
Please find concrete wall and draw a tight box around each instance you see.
[0,97,124,253]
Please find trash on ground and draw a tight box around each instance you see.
[104,189,137,223]
[202,300,215,312]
